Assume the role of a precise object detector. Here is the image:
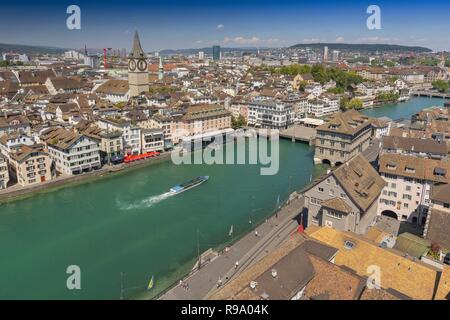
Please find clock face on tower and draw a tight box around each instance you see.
[137,59,148,72]
[128,59,136,71]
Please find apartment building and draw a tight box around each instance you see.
[303,154,386,234]
[0,154,9,189]
[377,153,450,225]
[314,109,372,166]
[41,128,101,175]
[247,100,294,129]
[97,118,141,155]
[180,104,231,135]
[141,129,164,153]
[9,144,52,186]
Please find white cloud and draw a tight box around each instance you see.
[335,37,345,43]
[216,24,224,31]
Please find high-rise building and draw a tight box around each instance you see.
[323,46,329,62]
[212,45,221,61]
[198,51,204,60]
[332,50,340,62]
[128,31,149,97]
[158,56,164,81]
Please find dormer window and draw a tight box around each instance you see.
[405,166,415,173]
[344,240,355,250]
[434,167,446,177]
[387,162,397,170]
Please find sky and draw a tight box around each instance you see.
[0,0,449,52]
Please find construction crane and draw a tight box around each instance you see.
[103,47,112,70]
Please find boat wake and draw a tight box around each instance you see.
[117,192,173,210]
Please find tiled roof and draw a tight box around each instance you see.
[332,154,386,212]
[379,153,450,183]
[308,227,440,300]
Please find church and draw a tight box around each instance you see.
[128,31,149,97]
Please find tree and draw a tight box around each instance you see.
[311,64,330,84]
[231,115,246,129]
[432,80,449,93]
[343,98,363,110]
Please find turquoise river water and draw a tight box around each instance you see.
[0,97,445,299]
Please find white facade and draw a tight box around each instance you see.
[248,100,294,129]
[47,136,101,175]
[0,155,9,189]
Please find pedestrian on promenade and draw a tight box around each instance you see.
[235,261,239,269]
[255,230,259,237]
[217,277,223,288]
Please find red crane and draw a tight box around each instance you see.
[103,48,112,70]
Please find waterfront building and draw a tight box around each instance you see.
[212,45,221,61]
[314,109,372,166]
[247,100,294,129]
[423,184,450,262]
[8,144,52,186]
[377,153,450,225]
[0,154,9,189]
[307,95,340,118]
[41,128,101,175]
[79,125,124,164]
[97,118,142,155]
[141,128,165,153]
[303,154,386,234]
[180,104,231,136]
[128,31,149,97]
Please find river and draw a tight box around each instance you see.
[0,97,446,299]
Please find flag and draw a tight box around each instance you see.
[147,275,154,290]
[228,225,233,236]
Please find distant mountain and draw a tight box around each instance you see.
[0,43,67,55]
[289,43,432,53]
[158,47,263,56]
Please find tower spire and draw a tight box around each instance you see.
[130,31,146,58]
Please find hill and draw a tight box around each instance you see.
[0,43,67,55]
[288,43,431,53]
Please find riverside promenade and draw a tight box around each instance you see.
[158,195,304,300]
[0,152,171,203]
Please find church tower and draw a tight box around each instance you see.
[128,31,149,97]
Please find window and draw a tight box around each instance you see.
[318,187,324,193]
[402,194,412,201]
[391,183,396,189]
[406,186,411,191]
[344,240,355,250]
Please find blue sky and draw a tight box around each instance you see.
[1,0,449,51]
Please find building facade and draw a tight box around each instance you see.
[9,144,52,186]
[314,110,372,166]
